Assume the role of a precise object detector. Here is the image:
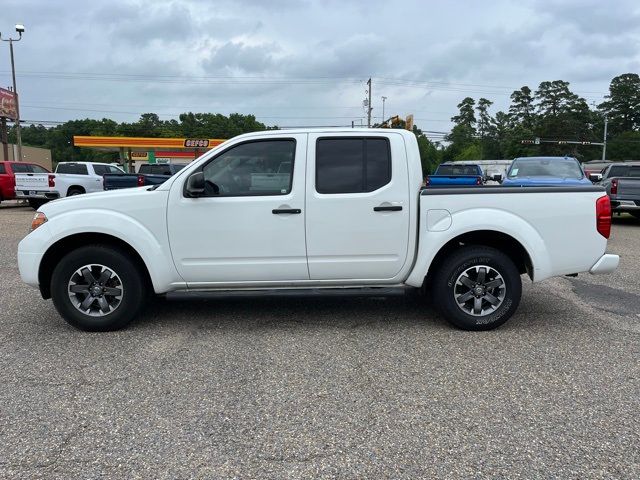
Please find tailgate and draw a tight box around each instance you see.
[14,173,50,190]
[427,175,481,186]
[617,178,640,198]
[103,173,138,190]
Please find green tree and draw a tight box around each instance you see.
[412,125,441,175]
[535,80,583,117]
[606,131,640,160]
[451,97,476,130]
[455,144,482,161]
[599,73,640,134]
[509,86,534,128]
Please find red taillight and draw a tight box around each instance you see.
[137,175,145,187]
[425,177,431,186]
[48,174,55,187]
[610,178,618,195]
[475,177,482,185]
[596,195,611,239]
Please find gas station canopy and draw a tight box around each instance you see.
[73,136,226,151]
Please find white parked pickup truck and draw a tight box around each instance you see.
[14,161,124,209]
[18,129,619,332]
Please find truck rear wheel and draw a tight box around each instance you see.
[50,245,147,331]
[432,246,521,331]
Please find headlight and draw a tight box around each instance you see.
[30,212,47,232]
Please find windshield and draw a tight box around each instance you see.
[436,165,480,175]
[508,158,583,179]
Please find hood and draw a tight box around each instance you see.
[501,176,591,186]
[39,186,163,217]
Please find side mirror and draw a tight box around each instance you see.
[185,171,205,197]
[492,174,503,182]
[588,173,602,183]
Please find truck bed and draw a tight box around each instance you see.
[410,185,609,286]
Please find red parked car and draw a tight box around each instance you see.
[0,161,51,204]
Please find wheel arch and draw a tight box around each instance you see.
[421,230,534,291]
[66,185,86,196]
[38,232,152,299]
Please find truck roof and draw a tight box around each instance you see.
[57,161,115,165]
[237,127,416,138]
[513,156,578,161]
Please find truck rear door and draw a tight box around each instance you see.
[305,133,410,280]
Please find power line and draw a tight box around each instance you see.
[1,70,608,98]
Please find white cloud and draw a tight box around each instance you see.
[1,0,638,131]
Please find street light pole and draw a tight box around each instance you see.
[366,78,372,128]
[1,25,24,162]
[602,114,608,161]
[381,96,387,125]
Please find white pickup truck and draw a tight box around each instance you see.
[18,128,619,332]
[15,161,124,209]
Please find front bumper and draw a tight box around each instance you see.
[17,224,51,289]
[15,190,60,200]
[589,254,620,275]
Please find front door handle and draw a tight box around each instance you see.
[272,208,301,214]
[374,205,402,212]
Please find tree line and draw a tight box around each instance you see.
[7,73,640,173]
[437,73,640,166]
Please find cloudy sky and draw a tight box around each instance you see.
[2,0,639,137]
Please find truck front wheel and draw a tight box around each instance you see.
[432,246,522,331]
[28,199,47,210]
[50,245,147,331]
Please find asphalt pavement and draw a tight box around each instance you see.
[0,202,638,479]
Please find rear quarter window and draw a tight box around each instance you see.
[56,163,88,175]
[0,164,5,174]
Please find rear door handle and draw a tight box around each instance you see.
[272,208,301,214]
[374,205,402,212]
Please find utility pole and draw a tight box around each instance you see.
[1,24,24,162]
[381,96,387,125]
[366,78,372,128]
[602,115,608,161]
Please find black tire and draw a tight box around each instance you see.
[28,199,47,210]
[50,245,147,331]
[67,187,84,196]
[432,246,522,331]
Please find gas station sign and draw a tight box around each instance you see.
[184,139,210,148]
[0,88,17,120]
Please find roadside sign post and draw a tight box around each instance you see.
[0,87,18,161]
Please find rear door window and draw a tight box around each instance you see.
[92,165,109,176]
[30,165,49,173]
[608,166,629,177]
[315,137,391,194]
[57,163,88,175]
[0,164,5,174]
[11,163,32,173]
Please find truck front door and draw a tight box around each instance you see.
[167,134,309,285]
